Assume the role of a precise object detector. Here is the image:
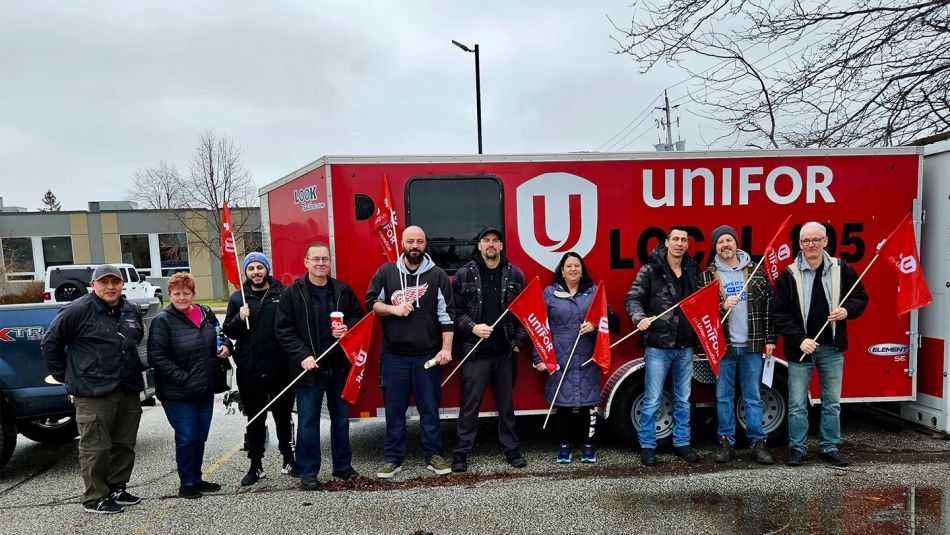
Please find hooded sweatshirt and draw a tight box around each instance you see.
[714,249,751,347]
[365,253,455,355]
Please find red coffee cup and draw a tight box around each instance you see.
[330,311,344,329]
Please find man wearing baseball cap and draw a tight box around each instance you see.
[42,264,146,514]
[451,227,528,472]
[223,252,297,486]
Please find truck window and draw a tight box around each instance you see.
[127,268,140,282]
[406,176,503,274]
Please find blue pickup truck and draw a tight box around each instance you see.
[0,299,159,469]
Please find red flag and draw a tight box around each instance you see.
[877,213,933,316]
[220,201,241,288]
[761,215,795,286]
[508,276,559,374]
[679,281,726,376]
[372,175,399,262]
[340,312,377,404]
[584,281,611,370]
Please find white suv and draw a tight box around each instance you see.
[43,264,164,304]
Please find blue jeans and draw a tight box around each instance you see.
[716,347,767,444]
[380,351,445,464]
[787,345,843,453]
[295,371,352,478]
[639,347,693,449]
[161,395,213,486]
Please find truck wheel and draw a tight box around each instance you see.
[611,380,674,450]
[54,279,87,302]
[737,375,789,446]
[18,416,79,444]
[1,400,16,469]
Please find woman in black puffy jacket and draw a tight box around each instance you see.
[147,272,233,499]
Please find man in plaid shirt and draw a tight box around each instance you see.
[699,225,776,465]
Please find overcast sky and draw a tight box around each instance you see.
[0,1,712,211]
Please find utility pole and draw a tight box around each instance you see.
[654,89,686,152]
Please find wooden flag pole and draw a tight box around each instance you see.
[542,329,588,429]
[231,229,250,329]
[721,254,767,323]
[431,310,510,388]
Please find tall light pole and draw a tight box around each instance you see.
[452,40,482,154]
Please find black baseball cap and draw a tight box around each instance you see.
[477,227,504,242]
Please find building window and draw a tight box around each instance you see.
[120,234,152,276]
[159,233,189,276]
[42,236,74,269]
[1,237,36,280]
[243,231,263,254]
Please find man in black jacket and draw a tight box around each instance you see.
[773,221,868,467]
[41,264,145,514]
[224,252,296,486]
[276,242,365,491]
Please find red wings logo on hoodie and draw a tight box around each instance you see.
[392,283,429,306]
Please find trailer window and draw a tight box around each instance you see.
[406,176,503,274]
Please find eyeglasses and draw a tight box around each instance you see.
[799,237,826,246]
[306,256,331,264]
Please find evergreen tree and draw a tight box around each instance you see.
[39,190,61,211]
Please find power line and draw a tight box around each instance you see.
[595,93,662,151]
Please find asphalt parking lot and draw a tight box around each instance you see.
[2,398,949,535]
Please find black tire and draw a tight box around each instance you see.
[610,377,674,450]
[54,279,87,302]
[18,416,79,444]
[737,373,789,446]
[1,400,17,469]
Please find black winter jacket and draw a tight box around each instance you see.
[147,304,233,400]
[625,244,701,349]
[275,275,365,385]
[223,277,288,380]
[42,293,145,397]
[452,255,528,358]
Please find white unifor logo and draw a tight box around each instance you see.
[355,349,368,367]
[898,255,917,274]
[777,244,791,261]
[598,317,609,334]
[516,172,597,270]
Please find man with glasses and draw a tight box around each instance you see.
[773,222,868,467]
[276,242,365,490]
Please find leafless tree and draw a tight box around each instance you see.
[611,0,950,148]
[127,161,185,209]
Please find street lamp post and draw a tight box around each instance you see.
[452,40,482,154]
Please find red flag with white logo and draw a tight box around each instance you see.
[877,213,933,316]
[508,276,559,374]
[584,281,611,370]
[679,281,726,376]
[340,312,376,404]
[761,215,794,287]
[372,175,399,262]
[220,201,241,288]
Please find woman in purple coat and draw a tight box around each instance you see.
[533,252,618,464]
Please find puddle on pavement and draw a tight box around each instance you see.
[607,486,946,534]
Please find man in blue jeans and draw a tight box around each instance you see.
[700,225,775,465]
[366,225,456,479]
[276,242,365,490]
[773,222,868,467]
[626,226,702,466]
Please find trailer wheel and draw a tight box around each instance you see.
[737,374,789,446]
[54,279,87,302]
[611,380,674,450]
[18,416,79,444]
[1,400,16,469]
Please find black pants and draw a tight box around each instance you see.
[237,372,295,462]
[454,354,519,454]
[555,406,596,446]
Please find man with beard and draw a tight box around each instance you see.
[698,226,775,465]
[366,225,456,479]
[450,228,528,472]
[223,252,296,486]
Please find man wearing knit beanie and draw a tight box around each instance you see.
[699,224,776,465]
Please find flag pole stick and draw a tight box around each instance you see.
[583,327,641,367]
[244,339,340,428]
[433,310,510,387]
[600,300,682,356]
[543,331,584,429]
[230,228,250,329]
[798,253,879,361]
[721,254,767,323]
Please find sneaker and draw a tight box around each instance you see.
[451,452,468,473]
[820,450,849,467]
[426,454,452,475]
[505,448,527,468]
[640,448,657,467]
[713,437,734,464]
[332,467,359,481]
[786,448,806,467]
[281,459,300,477]
[240,465,265,486]
[84,498,124,514]
[556,444,572,464]
[194,480,221,492]
[376,462,402,479]
[581,444,597,463]
[178,485,203,499]
[108,489,141,505]
[752,441,775,465]
[300,475,320,491]
[673,445,701,463]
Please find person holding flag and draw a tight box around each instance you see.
[698,225,776,465]
[773,221,868,467]
[534,252,618,464]
[626,226,702,467]
[275,242,365,491]
[449,228,528,473]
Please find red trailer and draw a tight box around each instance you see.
[259,148,925,445]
